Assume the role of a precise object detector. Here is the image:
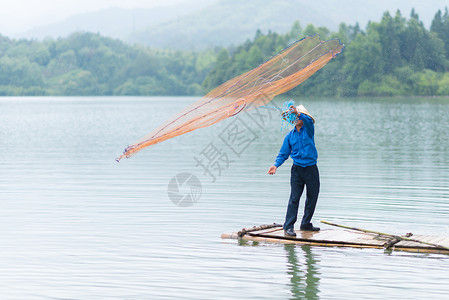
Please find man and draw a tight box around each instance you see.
[267,104,320,236]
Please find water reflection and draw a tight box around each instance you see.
[284,244,320,300]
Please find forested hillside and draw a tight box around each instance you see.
[204,9,449,97]
[1,8,449,97]
[298,9,449,96]
[0,33,216,96]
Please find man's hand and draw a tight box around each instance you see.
[289,105,298,114]
[282,105,299,120]
[267,166,277,175]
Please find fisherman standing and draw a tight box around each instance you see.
[267,104,320,236]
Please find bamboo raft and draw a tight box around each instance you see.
[221,221,449,254]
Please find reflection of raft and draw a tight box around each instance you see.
[221,221,449,254]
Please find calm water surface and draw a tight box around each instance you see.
[0,96,448,299]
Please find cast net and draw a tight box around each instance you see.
[117,34,344,161]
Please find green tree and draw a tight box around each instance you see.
[342,30,383,96]
[401,12,448,72]
[437,73,449,95]
[369,11,405,73]
[303,24,330,40]
[287,21,303,42]
[431,7,449,59]
[58,69,100,95]
[0,56,44,87]
[202,48,230,91]
[411,69,439,95]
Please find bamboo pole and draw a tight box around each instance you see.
[237,223,283,237]
[321,220,449,251]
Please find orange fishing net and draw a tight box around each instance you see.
[117,34,344,161]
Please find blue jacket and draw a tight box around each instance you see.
[274,113,317,168]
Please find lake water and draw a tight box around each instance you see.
[0,96,448,299]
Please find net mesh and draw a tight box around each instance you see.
[280,100,298,130]
[117,34,344,161]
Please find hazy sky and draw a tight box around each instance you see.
[0,0,196,35]
[1,0,447,38]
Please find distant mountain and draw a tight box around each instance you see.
[17,1,211,41]
[131,0,449,49]
[15,0,449,50]
[129,0,329,50]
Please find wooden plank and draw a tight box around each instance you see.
[395,235,449,248]
[321,221,449,250]
[233,234,385,249]
[250,227,284,235]
[423,236,449,246]
[251,229,387,247]
[221,224,449,254]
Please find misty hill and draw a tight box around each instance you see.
[17,1,210,41]
[16,0,449,50]
[132,0,449,49]
[2,8,449,97]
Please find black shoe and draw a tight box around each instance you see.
[284,228,297,237]
[300,225,320,231]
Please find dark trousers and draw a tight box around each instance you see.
[284,164,320,230]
